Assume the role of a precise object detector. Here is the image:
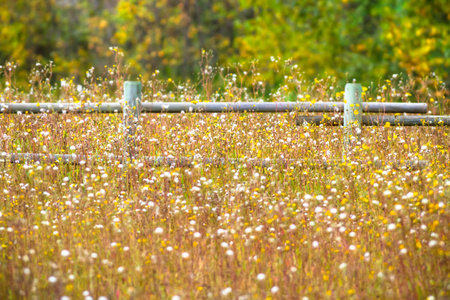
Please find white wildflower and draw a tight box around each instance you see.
[256,273,266,281]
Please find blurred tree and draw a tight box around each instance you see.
[0,0,95,80]
[112,0,245,77]
[0,0,449,87]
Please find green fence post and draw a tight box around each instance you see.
[123,81,142,161]
[344,83,363,152]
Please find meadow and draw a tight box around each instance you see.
[0,61,449,299]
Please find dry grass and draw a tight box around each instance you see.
[0,59,449,299]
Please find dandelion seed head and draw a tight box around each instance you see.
[221,287,232,296]
[428,240,437,247]
[48,276,57,283]
[387,223,396,231]
[256,273,266,281]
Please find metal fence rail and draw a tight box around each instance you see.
[1,153,429,170]
[0,101,427,114]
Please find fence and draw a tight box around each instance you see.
[0,101,427,114]
[1,153,429,171]
[1,81,448,169]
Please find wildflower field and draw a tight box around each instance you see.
[0,62,449,299]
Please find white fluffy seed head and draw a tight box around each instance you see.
[221,287,232,296]
[387,223,396,231]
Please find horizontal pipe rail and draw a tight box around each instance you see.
[0,102,427,114]
[297,115,450,126]
[1,153,429,170]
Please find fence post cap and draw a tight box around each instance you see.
[124,81,142,86]
[345,83,362,88]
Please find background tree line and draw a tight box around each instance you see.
[1,0,449,87]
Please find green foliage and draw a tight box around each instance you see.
[0,0,449,87]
